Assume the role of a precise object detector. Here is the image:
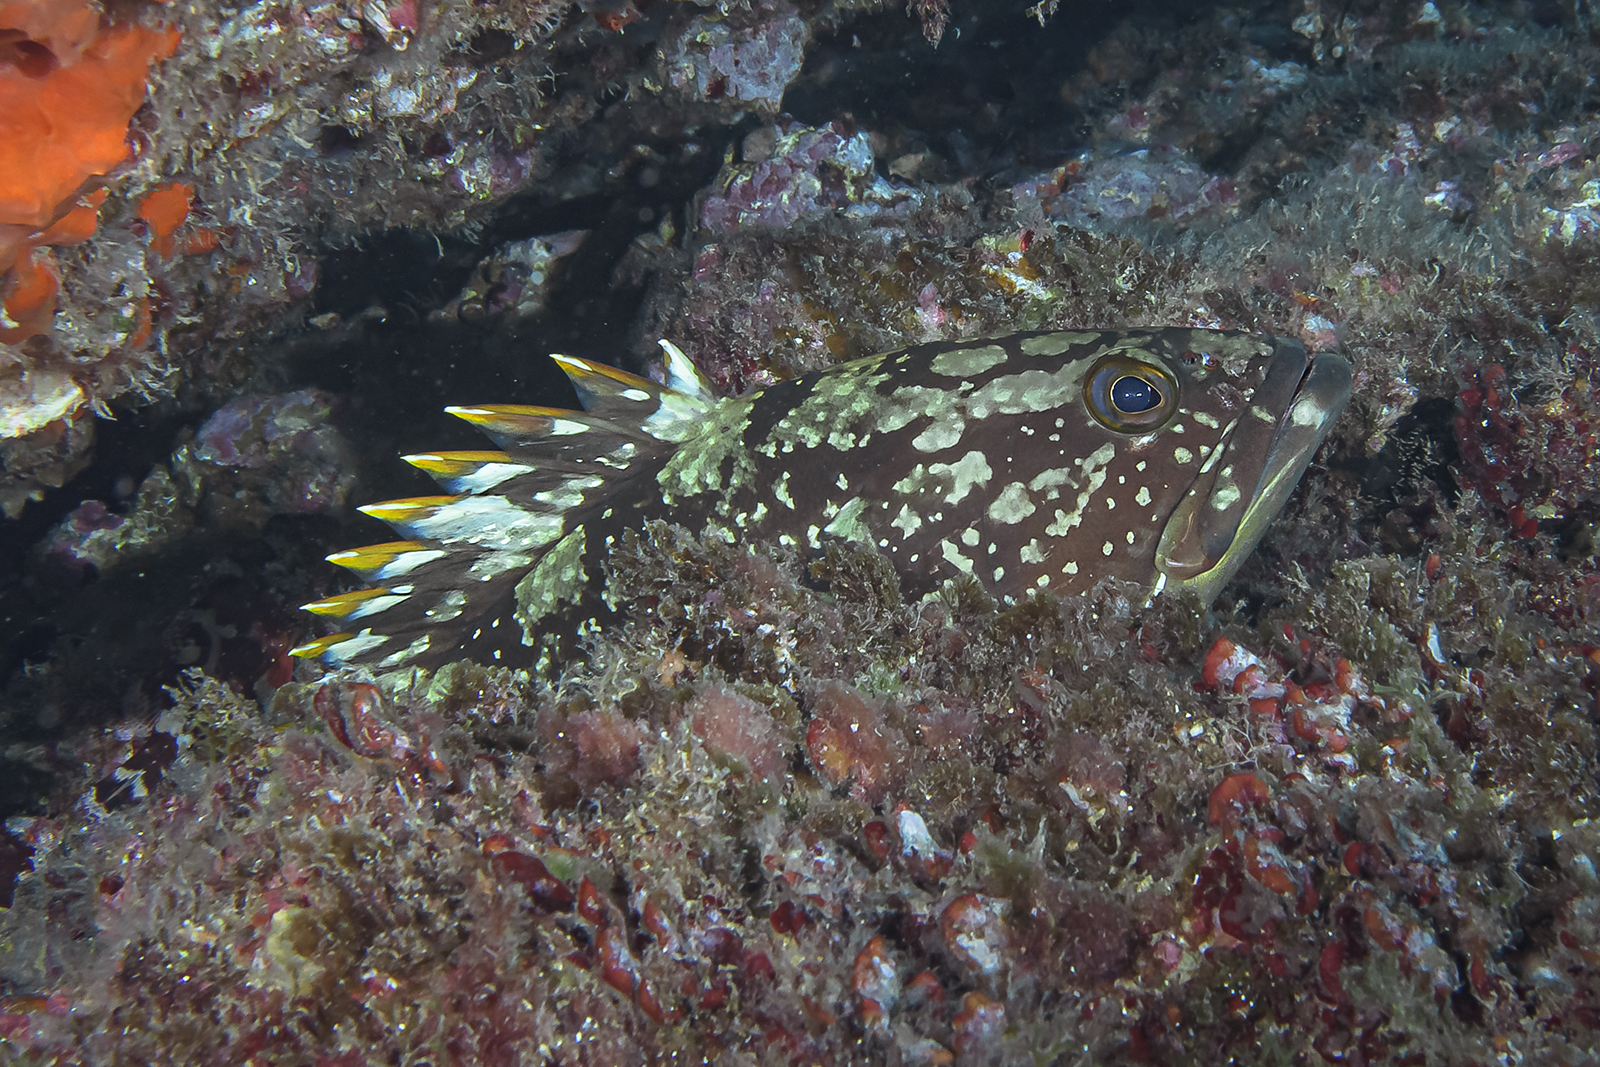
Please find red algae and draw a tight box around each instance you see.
[803,680,907,802]
[687,681,790,783]
[536,703,646,801]
[3,497,1600,1063]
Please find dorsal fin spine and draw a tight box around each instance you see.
[659,339,713,401]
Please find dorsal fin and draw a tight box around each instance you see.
[659,339,713,400]
[547,343,714,445]
[442,405,649,459]
[548,353,662,421]
[399,451,620,511]
[293,344,716,671]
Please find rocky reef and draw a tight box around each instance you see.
[3,514,1598,1063]
[2,0,1600,1063]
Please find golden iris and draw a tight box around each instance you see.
[1084,354,1178,432]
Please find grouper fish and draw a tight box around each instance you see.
[292,328,1352,671]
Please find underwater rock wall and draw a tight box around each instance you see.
[0,0,1599,1062]
[0,0,855,515]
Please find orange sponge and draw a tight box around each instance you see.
[0,2,176,346]
[0,0,100,67]
[0,188,104,341]
[0,22,180,230]
[136,182,192,258]
[35,188,107,247]
[0,247,60,342]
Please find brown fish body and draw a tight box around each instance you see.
[295,328,1351,670]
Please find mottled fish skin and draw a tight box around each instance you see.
[294,328,1351,671]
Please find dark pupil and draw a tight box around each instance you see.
[1110,374,1159,413]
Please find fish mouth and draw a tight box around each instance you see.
[1154,337,1353,604]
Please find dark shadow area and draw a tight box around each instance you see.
[1347,395,1462,511]
[785,0,1237,180]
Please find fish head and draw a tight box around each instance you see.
[1019,328,1350,603]
[1145,333,1351,603]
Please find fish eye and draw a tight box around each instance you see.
[1085,354,1178,433]
[1110,375,1159,413]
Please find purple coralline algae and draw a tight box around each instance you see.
[198,390,326,469]
[39,491,179,577]
[431,230,588,324]
[664,1,811,112]
[193,389,355,517]
[1012,146,1239,229]
[700,120,919,236]
[38,390,353,576]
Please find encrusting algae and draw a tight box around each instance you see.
[293,328,1351,672]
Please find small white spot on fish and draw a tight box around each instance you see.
[1292,399,1326,427]
[939,539,975,574]
[549,418,590,436]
